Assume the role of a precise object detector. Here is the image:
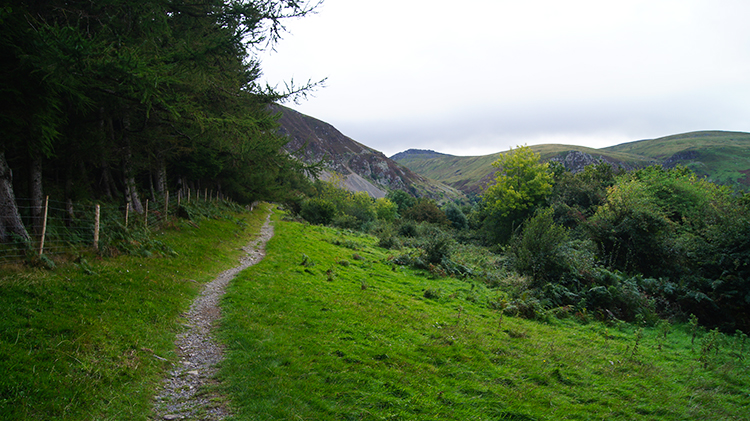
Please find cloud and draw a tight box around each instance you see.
[260,0,750,156]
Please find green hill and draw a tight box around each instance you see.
[603,131,750,189]
[392,145,652,196]
[392,131,750,195]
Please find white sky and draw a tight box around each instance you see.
[258,0,750,157]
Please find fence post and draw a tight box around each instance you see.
[165,191,169,216]
[177,190,181,207]
[187,188,190,204]
[38,196,49,257]
[204,188,208,201]
[94,204,100,250]
[125,203,129,228]
[145,199,149,228]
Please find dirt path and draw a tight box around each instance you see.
[152,210,274,420]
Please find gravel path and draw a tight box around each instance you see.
[152,210,274,420]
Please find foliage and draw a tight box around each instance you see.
[386,189,416,215]
[479,146,553,243]
[548,162,620,229]
[511,208,570,286]
[403,198,450,226]
[300,197,337,226]
[374,197,398,222]
[0,0,322,241]
[443,201,469,230]
[587,177,676,275]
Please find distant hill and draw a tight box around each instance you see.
[392,145,652,195]
[602,131,750,189]
[272,104,465,201]
[392,131,750,195]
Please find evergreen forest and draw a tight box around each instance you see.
[0,0,321,242]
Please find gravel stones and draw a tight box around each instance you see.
[152,211,274,420]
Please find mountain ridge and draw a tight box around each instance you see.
[273,104,466,201]
[391,131,750,194]
[274,102,750,196]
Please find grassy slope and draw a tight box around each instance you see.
[603,131,750,188]
[220,214,750,420]
[0,204,271,421]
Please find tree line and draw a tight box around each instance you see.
[0,0,322,242]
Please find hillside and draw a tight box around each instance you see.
[603,131,750,189]
[220,213,750,420]
[392,145,652,195]
[272,104,465,202]
[393,131,750,195]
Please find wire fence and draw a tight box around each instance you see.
[0,188,235,264]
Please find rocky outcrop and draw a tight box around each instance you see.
[272,104,465,201]
[663,150,701,168]
[548,150,635,173]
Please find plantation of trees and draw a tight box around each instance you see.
[0,0,321,242]
[299,146,750,333]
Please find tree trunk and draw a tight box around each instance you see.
[0,151,30,242]
[121,119,143,214]
[155,152,167,197]
[29,155,43,236]
[65,164,75,226]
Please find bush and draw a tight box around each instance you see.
[300,198,337,225]
[397,221,418,238]
[511,208,570,286]
[375,198,398,222]
[403,198,450,226]
[421,232,453,265]
[444,202,468,230]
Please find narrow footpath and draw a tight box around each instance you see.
[152,210,274,420]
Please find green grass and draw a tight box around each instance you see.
[220,214,750,420]
[0,203,272,420]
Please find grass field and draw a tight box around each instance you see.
[219,213,750,420]
[0,204,271,420]
[2,204,748,420]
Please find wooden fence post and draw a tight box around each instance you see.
[94,204,100,250]
[164,191,169,216]
[38,196,49,257]
[145,199,149,227]
[125,202,129,228]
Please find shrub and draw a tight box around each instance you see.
[511,208,570,286]
[375,198,398,222]
[444,202,468,230]
[386,189,416,214]
[403,198,450,226]
[397,221,418,238]
[300,198,336,225]
[421,232,453,265]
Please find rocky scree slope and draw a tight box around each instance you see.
[272,104,464,201]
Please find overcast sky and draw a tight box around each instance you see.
[258,0,750,157]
